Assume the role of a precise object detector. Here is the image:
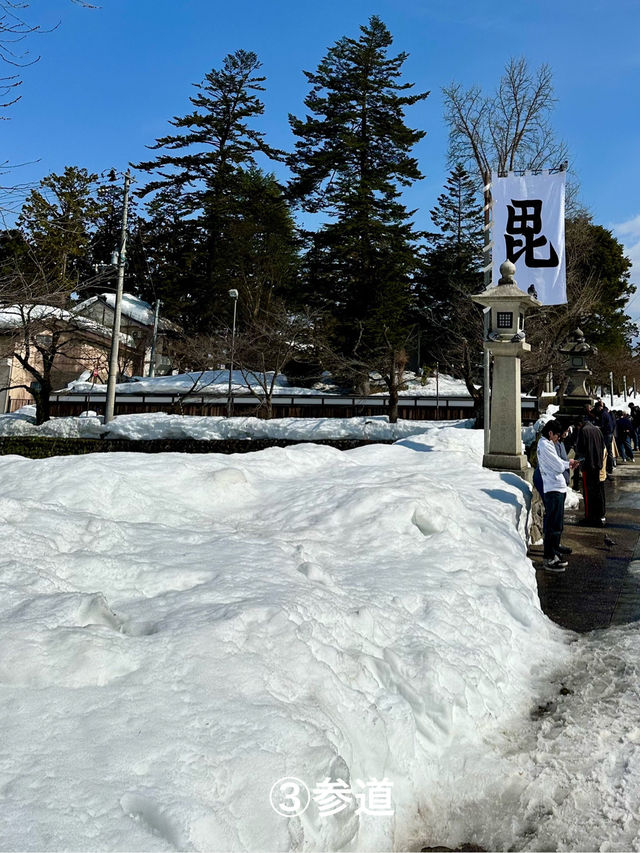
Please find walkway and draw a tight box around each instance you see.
[531,464,640,632]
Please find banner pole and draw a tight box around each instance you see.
[482,170,492,289]
[482,172,492,448]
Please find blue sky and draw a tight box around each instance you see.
[3,0,640,328]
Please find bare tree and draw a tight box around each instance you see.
[160,310,319,420]
[443,57,569,280]
[232,303,322,418]
[0,239,134,422]
[160,332,227,414]
[318,323,415,424]
[0,1,96,114]
[444,57,567,178]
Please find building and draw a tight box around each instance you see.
[73,293,180,378]
[0,294,179,413]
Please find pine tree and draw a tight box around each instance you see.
[85,180,147,300]
[566,218,635,350]
[18,166,100,291]
[416,165,484,402]
[135,50,284,331]
[288,16,429,357]
[224,168,300,320]
[134,188,207,331]
[429,163,483,251]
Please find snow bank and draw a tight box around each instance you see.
[0,410,472,441]
[0,424,569,851]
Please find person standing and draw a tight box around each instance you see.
[594,400,615,474]
[575,414,607,525]
[537,419,578,572]
[616,410,635,462]
[631,403,640,452]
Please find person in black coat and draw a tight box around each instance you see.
[593,400,615,474]
[575,414,606,526]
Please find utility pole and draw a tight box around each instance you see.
[104,170,132,424]
[481,172,493,454]
[148,299,161,378]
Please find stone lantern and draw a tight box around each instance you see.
[472,260,540,471]
[556,328,597,422]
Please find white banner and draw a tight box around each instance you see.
[491,171,566,305]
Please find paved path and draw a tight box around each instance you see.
[531,464,640,632]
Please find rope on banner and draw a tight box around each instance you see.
[495,161,569,179]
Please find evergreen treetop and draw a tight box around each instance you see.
[135,49,282,210]
[18,166,100,292]
[288,15,429,220]
[429,163,483,252]
[288,16,429,358]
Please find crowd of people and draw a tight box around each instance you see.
[531,400,640,573]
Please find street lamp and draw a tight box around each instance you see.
[226,289,239,418]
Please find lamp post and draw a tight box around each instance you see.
[104,170,132,424]
[226,289,239,418]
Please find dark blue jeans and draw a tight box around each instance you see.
[620,435,634,461]
[543,490,565,558]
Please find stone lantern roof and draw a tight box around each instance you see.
[559,327,598,357]
[472,260,540,347]
[556,327,598,418]
[472,260,541,306]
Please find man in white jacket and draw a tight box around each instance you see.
[537,419,579,572]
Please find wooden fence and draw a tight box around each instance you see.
[40,393,539,422]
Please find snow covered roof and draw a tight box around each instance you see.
[0,303,135,347]
[74,293,181,332]
[0,304,73,330]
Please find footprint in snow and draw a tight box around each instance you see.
[296,561,341,592]
[120,792,192,851]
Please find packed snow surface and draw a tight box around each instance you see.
[0,422,574,851]
[0,408,471,441]
[440,619,640,853]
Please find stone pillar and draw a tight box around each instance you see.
[472,260,540,473]
[488,342,525,463]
